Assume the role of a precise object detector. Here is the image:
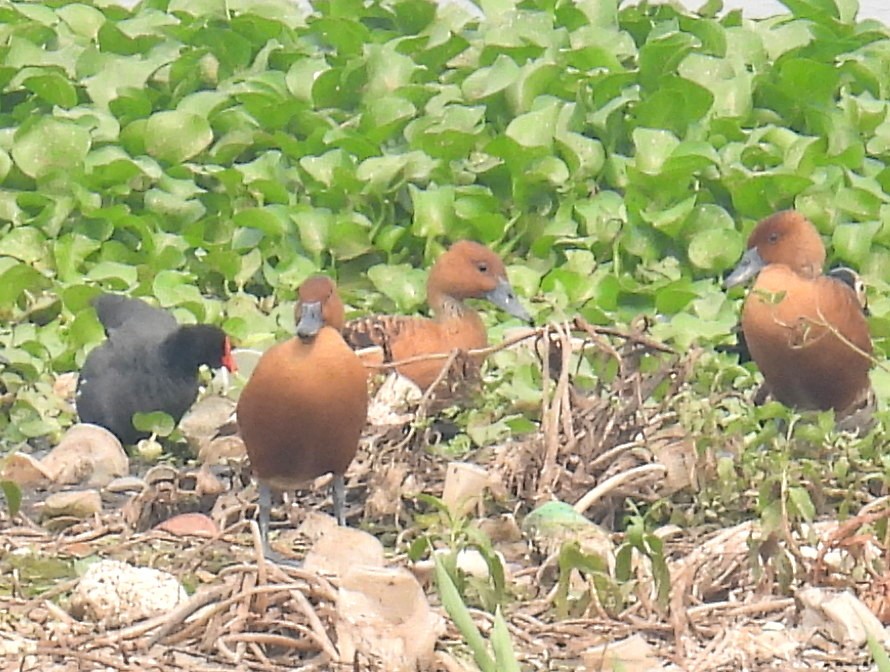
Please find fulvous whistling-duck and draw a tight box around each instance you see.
[342,240,532,391]
[724,210,873,416]
[77,294,238,445]
[236,276,368,560]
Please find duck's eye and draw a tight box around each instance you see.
[476,262,489,273]
[768,232,780,244]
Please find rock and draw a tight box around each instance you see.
[179,396,236,454]
[304,526,386,577]
[798,586,890,647]
[155,512,220,537]
[193,464,226,496]
[198,435,246,466]
[69,559,187,627]
[41,490,102,519]
[105,476,146,494]
[336,566,444,671]
[583,634,666,672]
[41,424,128,487]
[0,452,52,487]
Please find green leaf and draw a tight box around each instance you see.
[86,261,139,289]
[639,31,698,91]
[132,411,176,437]
[490,608,520,672]
[867,632,890,671]
[0,227,48,265]
[462,55,520,100]
[144,111,213,163]
[20,69,78,108]
[12,118,91,179]
[505,98,560,148]
[688,227,745,272]
[787,486,816,522]
[634,76,714,135]
[832,221,880,266]
[434,555,496,672]
[411,185,455,238]
[367,263,427,312]
[57,3,106,39]
[153,270,204,308]
[0,480,22,517]
[0,259,48,309]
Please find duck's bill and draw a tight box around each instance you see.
[486,277,533,324]
[725,247,766,289]
[296,301,324,339]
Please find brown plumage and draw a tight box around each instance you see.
[237,276,368,560]
[343,240,531,391]
[725,210,873,416]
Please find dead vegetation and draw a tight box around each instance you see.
[1,320,889,671]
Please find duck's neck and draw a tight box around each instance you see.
[429,291,469,322]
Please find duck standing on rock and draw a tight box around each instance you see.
[236,276,368,561]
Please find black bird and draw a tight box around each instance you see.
[76,293,238,445]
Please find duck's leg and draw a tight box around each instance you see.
[257,482,274,557]
[332,474,346,526]
[257,482,301,566]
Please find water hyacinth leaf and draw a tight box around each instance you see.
[232,207,289,238]
[634,76,714,136]
[729,173,812,218]
[132,411,176,436]
[462,54,521,100]
[832,221,880,266]
[292,207,333,257]
[556,131,605,179]
[367,263,427,312]
[144,111,213,163]
[688,227,745,271]
[411,185,455,238]
[632,128,680,175]
[0,260,47,309]
[505,99,560,148]
[86,261,139,289]
[12,119,91,179]
[153,270,205,308]
[57,3,106,39]
[0,227,48,265]
[0,150,11,183]
[20,69,78,109]
[639,31,698,91]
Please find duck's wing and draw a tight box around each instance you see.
[827,266,868,315]
[341,314,409,361]
[92,294,178,337]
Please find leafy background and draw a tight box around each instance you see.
[1,0,889,477]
